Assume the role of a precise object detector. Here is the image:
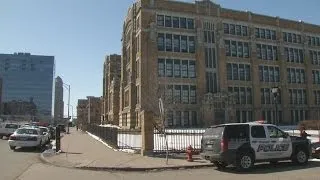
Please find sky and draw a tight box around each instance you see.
[0,0,319,117]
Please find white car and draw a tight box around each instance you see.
[0,123,20,139]
[8,127,48,150]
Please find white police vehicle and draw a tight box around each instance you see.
[201,122,312,171]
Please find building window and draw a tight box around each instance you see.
[157,15,164,26]
[314,90,320,105]
[236,25,241,36]
[244,42,249,58]
[227,63,232,80]
[188,36,195,53]
[191,111,197,126]
[231,41,237,57]
[205,47,216,68]
[182,85,189,104]
[288,68,305,84]
[206,72,217,93]
[239,64,245,81]
[173,35,180,52]
[180,17,187,29]
[166,85,173,103]
[181,60,188,78]
[312,70,320,84]
[224,23,229,34]
[124,90,129,107]
[187,18,194,29]
[232,64,238,80]
[165,16,172,27]
[175,111,181,127]
[181,36,188,52]
[183,111,189,127]
[166,111,173,127]
[190,86,196,104]
[225,40,230,56]
[259,65,280,82]
[165,59,173,77]
[174,85,181,103]
[189,61,196,78]
[271,30,276,40]
[165,34,172,52]
[230,24,235,35]
[158,59,165,77]
[172,16,179,28]
[242,26,248,36]
[157,33,165,51]
[238,42,243,57]
[174,60,181,77]
[289,89,307,105]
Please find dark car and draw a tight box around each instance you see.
[200,122,312,171]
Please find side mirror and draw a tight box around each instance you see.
[283,132,289,138]
[43,132,47,135]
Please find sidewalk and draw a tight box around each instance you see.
[41,128,213,171]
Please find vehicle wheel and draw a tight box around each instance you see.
[10,146,15,150]
[292,148,309,165]
[236,153,254,171]
[0,136,3,139]
[212,161,227,169]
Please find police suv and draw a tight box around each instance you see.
[200,122,312,171]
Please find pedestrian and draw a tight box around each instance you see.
[300,126,310,139]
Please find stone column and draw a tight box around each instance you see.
[141,110,154,156]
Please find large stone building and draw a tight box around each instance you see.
[102,54,121,125]
[77,96,102,129]
[54,76,64,125]
[119,0,320,128]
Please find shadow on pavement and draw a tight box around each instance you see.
[217,161,320,174]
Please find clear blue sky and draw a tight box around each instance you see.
[0,0,319,117]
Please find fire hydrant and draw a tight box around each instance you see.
[186,145,193,162]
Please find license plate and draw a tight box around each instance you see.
[207,145,213,148]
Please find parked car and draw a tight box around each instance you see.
[8,127,47,150]
[38,127,50,144]
[0,123,20,139]
[200,122,312,171]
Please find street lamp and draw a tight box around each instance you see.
[271,87,280,125]
[63,83,71,133]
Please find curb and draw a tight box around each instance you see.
[39,151,214,172]
[76,164,214,172]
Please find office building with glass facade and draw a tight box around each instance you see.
[0,52,55,121]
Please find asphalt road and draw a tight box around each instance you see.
[1,137,320,180]
[0,137,41,180]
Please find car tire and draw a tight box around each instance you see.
[10,146,15,150]
[0,136,3,139]
[212,161,227,169]
[236,152,254,171]
[292,148,309,165]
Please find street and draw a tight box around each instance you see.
[1,138,320,180]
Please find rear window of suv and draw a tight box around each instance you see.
[224,125,249,140]
[203,126,224,138]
